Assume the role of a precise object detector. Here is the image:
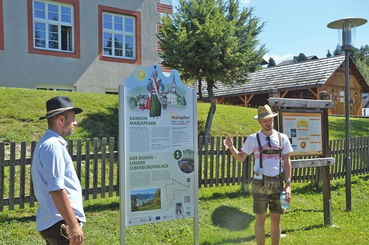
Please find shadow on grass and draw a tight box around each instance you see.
[287,208,323,213]
[200,189,250,201]
[281,223,325,234]
[78,105,119,140]
[0,201,120,224]
[358,175,369,181]
[211,206,254,231]
[202,223,326,245]
[84,200,120,213]
[292,180,353,195]
[0,215,36,224]
[201,235,256,245]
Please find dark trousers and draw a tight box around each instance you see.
[39,220,70,245]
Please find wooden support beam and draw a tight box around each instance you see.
[246,94,254,104]
[216,98,224,104]
[291,157,335,169]
[358,103,363,116]
[268,98,334,108]
[281,90,289,98]
[238,95,246,104]
[308,88,318,99]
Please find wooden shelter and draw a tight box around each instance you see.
[199,55,369,115]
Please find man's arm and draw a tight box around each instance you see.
[282,153,292,202]
[50,189,84,245]
[223,134,248,162]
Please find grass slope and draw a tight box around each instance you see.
[1,87,369,143]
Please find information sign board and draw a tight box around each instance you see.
[120,65,196,226]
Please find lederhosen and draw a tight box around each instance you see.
[254,132,284,195]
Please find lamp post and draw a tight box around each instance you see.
[327,18,367,211]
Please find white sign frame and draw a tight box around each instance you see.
[119,65,199,244]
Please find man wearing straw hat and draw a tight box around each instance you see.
[224,104,292,245]
[32,96,85,245]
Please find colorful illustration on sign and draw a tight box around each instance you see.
[125,65,187,118]
[178,149,194,174]
[297,119,309,128]
[130,188,162,212]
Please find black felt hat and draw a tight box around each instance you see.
[39,96,83,120]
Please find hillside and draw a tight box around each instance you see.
[1,87,369,143]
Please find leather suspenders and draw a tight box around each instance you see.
[256,132,283,177]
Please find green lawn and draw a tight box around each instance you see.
[1,87,369,144]
[0,174,368,244]
[1,87,369,244]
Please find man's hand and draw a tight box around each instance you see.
[223,134,233,150]
[69,224,84,245]
[285,185,291,202]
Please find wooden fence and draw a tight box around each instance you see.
[1,136,369,211]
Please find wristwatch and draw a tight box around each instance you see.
[285,179,291,184]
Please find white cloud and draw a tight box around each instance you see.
[240,0,251,5]
[263,53,294,63]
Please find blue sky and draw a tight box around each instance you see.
[172,0,369,64]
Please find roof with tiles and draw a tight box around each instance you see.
[199,55,357,98]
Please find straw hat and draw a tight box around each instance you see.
[254,104,277,119]
[39,96,82,120]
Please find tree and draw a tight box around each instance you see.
[157,0,266,136]
[267,57,276,67]
[326,50,332,57]
[293,53,308,62]
[333,45,343,56]
[330,44,369,84]
[352,45,369,84]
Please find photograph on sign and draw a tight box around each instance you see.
[123,65,195,226]
[281,112,323,155]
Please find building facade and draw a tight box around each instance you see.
[0,0,172,93]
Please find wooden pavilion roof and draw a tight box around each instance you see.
[198,55,369,98]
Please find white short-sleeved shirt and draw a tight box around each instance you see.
[241,130,293,177]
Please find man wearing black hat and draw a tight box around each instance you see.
[224,105,293,245]
[32,96,85,245]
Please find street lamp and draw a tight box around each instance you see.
[327,17,367,211]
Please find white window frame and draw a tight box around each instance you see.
[32,0,74,52]
[102,11,136,60]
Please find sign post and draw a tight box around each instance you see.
[269,94,334,226]
[119,65,198,244]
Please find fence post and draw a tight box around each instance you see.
[0,142,4,211]
[30,141,36,207]
[101,138,107,198]
[198,135,203,188]
[9,143,15,210]
[19,142,26,209]
[85,138,90,200]
[241,136,250,194]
